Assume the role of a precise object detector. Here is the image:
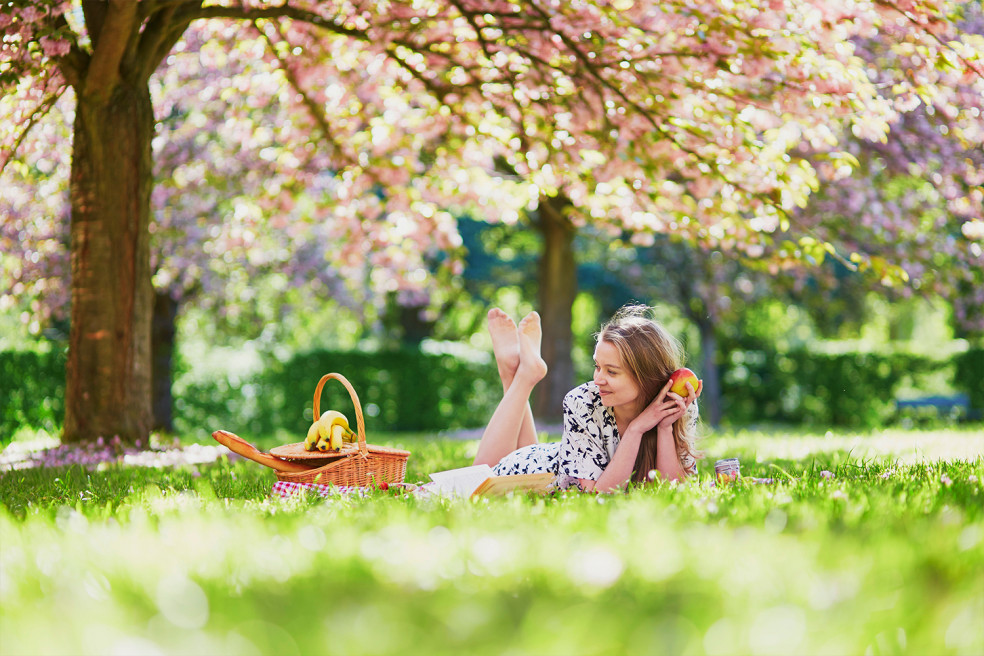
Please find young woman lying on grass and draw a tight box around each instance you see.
[474,305,702,493]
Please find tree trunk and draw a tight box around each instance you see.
[152,291,179,433]
[533,195,577,424]
[398,301,435,347]
[696,317,723,427]
[64,82,155,444]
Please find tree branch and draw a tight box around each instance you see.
[47,11,89,89]
[252,20,354,167]
[447,0,495,62]
[83,0,139,102]
[875,0,984,81]
[81,0,108,48]
[135,1,187,81]
[0,85,69,176]
[186,4,369,41]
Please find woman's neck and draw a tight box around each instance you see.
[612,402,643,435]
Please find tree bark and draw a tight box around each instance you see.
[64,82,155,444]
[152,291,179,432]
[533,194,577,425]
[696,316,723,427]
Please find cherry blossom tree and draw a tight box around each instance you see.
[1,30,360,432]
[2,0,982,441]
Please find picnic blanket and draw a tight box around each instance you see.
[271,480,425,499]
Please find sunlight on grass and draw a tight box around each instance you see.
[705,427,984,465]
[1,427,982,655]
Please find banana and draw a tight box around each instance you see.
[319,410,349,432]
[317,413,331,440]
[304,421,320,451]
[329,423,345,451]
[305,410,352,452]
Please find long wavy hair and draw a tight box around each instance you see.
[597,305,701,482]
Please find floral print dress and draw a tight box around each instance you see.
[492,382,698,488]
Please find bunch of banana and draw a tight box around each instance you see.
[304,410,357,453]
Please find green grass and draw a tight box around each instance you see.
[1,427,983,655]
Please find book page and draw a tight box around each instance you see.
[428,464,494,497]
[471,472,556,497]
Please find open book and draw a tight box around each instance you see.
[428,464,556,498]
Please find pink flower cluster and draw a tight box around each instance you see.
[2,0,983,331]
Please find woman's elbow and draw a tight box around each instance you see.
[577,478,598,493]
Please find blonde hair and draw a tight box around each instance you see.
[597,305,701,481]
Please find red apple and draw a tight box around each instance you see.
[669,368,701,397]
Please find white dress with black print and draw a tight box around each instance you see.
[491,382,698,487]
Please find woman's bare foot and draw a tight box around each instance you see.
[488,308,520,388]
[517,311,548,383]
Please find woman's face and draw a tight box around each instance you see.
[592,340,642,412]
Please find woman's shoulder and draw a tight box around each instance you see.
[564,381,601,407]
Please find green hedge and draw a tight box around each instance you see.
[954,348,984,412]
[0,349,66,439]
[3,345,981,443]
[174,348,502,438]
[720,348,952,428]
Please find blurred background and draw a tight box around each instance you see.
[2,5,982,446]
[3,214,980,444]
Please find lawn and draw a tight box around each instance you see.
[1,426,982,656]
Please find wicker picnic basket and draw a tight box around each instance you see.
[272,373,410,487]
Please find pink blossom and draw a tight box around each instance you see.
[39,36,71,57]
[17,6,43,23]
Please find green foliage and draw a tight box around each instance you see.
[174,348,501,439]
[3,342,979,445]
[0,429,982,655]
[0,348,65,439]
[721,347,940,428]
[954,348,984,411]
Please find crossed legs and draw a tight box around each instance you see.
[473,309,548,467]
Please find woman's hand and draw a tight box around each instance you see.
[629,379,700,435]
[594,379,700,493]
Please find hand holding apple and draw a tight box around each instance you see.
[668,367,702,398]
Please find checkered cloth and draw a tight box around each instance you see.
[271,480,368,499]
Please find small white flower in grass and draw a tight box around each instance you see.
[648,469,658,481]
[830,490,848,501]
[968,475,978,484]
[820,470,834,479]
[940,474,953,487]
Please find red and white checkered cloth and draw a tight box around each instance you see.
[271,480,368,499]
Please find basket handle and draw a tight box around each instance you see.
[313,373,368,457]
